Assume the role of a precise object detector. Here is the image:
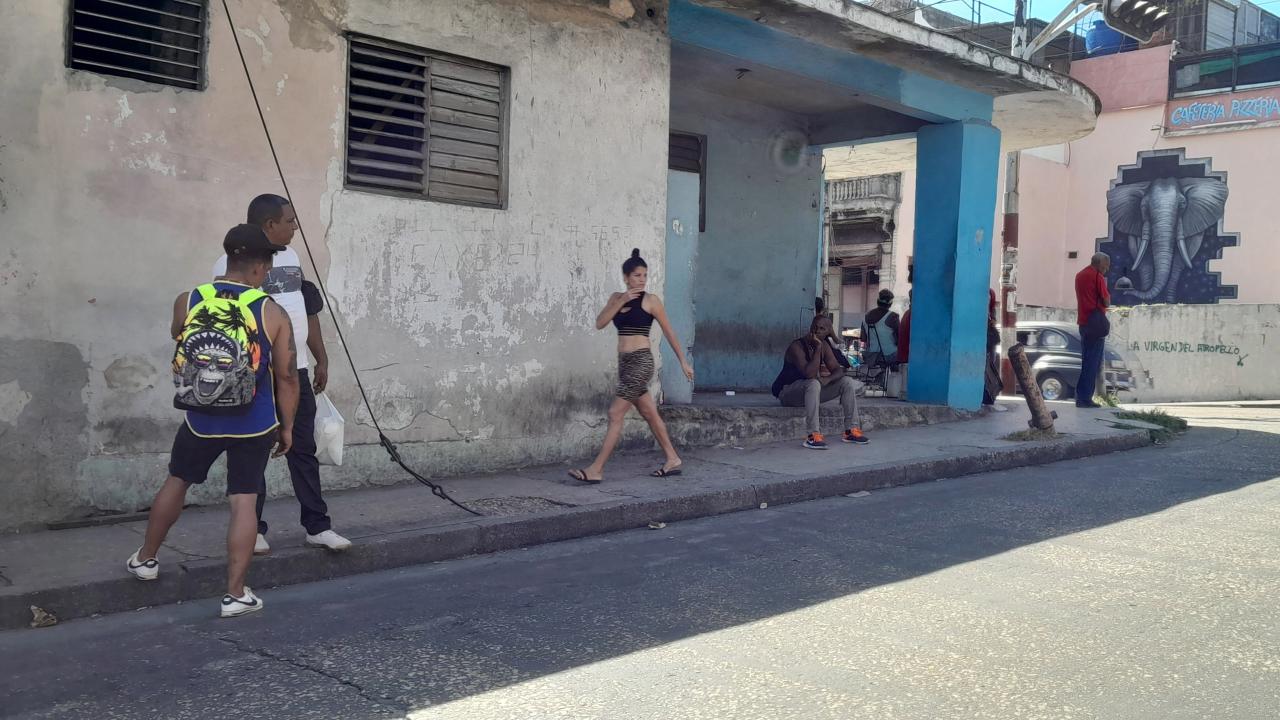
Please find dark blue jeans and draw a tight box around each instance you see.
[1077,332,1106,405]
[257,368,332,536]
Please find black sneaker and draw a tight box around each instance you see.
[842,428,870,445]
[804,433,829,450]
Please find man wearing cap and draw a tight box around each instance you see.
[129,224,299,618]
[213,194,351,555]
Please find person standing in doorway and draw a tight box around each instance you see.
[129,224,298,618]
[212,194,351,553]
[1074,252,1112,409]
[898,290,912,399]
[983,287,1007,410]
[568,249,694,483]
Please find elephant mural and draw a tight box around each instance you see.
[1099,149,1238,306]
[1106,178,1228,303]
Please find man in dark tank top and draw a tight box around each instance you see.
[772,316,870,450]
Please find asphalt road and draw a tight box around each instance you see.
[3,406,1278,720]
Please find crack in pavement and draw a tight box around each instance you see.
[681,455,791,476]
[199,630,409,713]
[120,525,217,561]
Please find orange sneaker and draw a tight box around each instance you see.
[843,428,870,445]
[804,433,828,449]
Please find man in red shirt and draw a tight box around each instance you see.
[1074,253,1111,408]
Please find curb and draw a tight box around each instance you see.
[2,431,1149,630]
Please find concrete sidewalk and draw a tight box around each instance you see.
[1,402,1150,630]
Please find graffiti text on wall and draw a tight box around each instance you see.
[1130,340,1247,365]
[1166,88,1280,131]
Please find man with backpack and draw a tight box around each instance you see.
[128,224,299,618]
[213,194,351,555]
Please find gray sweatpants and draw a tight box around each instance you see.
[777,376,861,435]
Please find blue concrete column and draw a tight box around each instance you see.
[907,120,1001,409]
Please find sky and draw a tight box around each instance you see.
[918,0,1280,28]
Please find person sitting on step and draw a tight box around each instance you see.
[771,315,870,449]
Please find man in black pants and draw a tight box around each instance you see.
[212,195,351,554]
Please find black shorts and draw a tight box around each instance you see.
[167,423,275,495]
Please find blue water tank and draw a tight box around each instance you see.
[1086,19,1139,56]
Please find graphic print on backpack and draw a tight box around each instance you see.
[173,285,266,415]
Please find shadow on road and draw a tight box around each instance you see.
[2,421,1276,718]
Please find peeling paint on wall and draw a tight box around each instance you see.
[0,0,669,530]
[277,0,347,51]
[0,380,32,425]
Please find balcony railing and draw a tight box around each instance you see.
[826,174,902,205]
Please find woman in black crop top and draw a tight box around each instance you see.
[568,249,694,484]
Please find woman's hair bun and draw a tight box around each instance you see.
[622,248,648,274]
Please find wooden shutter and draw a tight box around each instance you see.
[346,39,429,194]
[427,58,504,206]
[346,35,507,207]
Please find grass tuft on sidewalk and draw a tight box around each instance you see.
[1113,408,1189,442]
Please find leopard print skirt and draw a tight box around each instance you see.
[615,349,655,401]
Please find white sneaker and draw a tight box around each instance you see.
[991,404,1009,413]
[305,529,352,552]
[254,533,271,556]
[126,550,159,581]
[220,587,264,618]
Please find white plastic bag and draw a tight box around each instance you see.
[314,392,345,466]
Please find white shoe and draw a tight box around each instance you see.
[254,533,271,556]
[220,587,264,618]
[991,404,1009,413]
[126,549,159,581]
[305,529,352,552]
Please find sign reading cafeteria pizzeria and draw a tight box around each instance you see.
[1166,87,1280,134]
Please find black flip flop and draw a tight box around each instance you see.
[651,466,683,478]
[568,469,601,484]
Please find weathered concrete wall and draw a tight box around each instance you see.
[0,0,669,530]
[1020,304,1280,403]
[670,85,823,391]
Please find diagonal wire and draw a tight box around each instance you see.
[218,0,481,516]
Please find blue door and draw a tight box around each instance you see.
[661,170,699,404]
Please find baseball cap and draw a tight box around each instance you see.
[223,224,286,256]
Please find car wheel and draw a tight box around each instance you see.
[1037,372,1073,402]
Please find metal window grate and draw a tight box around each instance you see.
[346,36,507,207]
[67,0,206,90]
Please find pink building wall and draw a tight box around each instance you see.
[1012,45,1280,308]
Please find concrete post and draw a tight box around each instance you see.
[1008,343,1056,430]
[906,120,1002,409]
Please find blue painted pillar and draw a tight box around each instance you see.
[907,120,1001,409]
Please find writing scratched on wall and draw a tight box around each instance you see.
[379,215,634,303]
[1131,340,1243,359]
